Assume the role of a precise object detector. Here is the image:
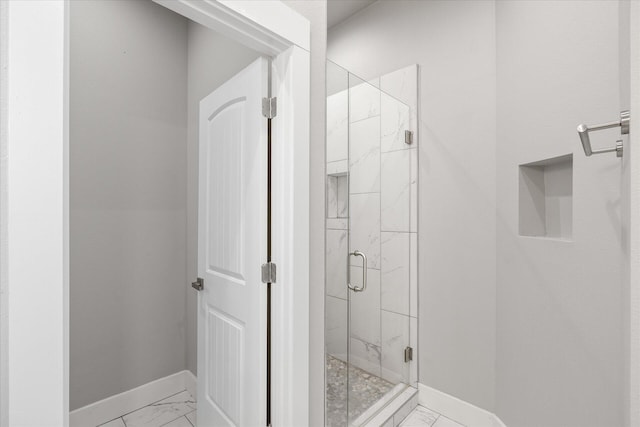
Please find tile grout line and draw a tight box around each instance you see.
[433,412,441,427]
[118,389,188,420]
[96,415,127,427]
[151,398,196,408]
[380,307,411,319]
[349,113,381,125]
[159,414,190,427]
[120,389,195,427]
[157,398,197,427]
[185,410,196,427]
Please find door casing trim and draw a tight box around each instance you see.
[0,1,310,425]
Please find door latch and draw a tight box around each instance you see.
[191,277,204,291]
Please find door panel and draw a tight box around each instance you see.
[198,57,268,427]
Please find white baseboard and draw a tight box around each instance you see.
[184,370,197,402]
[70,370,197,427]
[418,383,506,427]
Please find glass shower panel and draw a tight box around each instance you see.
[325,60,350,427]
[326,60,416,426]
[347,72,412,425]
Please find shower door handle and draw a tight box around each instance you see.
[347,251,367,292]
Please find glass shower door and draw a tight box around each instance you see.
[325,60,417,426]
[346,72,413,425]
[325,60,351,427]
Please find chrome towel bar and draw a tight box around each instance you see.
[577,110,629,158]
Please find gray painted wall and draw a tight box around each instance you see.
[185,21,261,376]
[328,1,627,425]
[328,0,498,411]
[495,2,624,426]
[70,0,188,410]
[71,0,262,410]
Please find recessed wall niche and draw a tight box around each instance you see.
[327,173,348,219]
[519,154,573,240]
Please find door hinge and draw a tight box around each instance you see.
[262,97,277,119]
[261,262,277,284]
[405,130,414,145]
[404,346,413,363]
[191,277,204,291]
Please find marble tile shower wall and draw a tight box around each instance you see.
[326,65,418,387]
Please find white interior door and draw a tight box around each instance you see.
[197,57,268,427]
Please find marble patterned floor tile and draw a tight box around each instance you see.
[99,418,126,427]
[185,411,196,426]
[161,416,192,427]
[399,406,440,427]
[432,415,465,427]
[122,390,196,427]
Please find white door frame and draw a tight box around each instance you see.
[0,1,310,426]
[628,3,640,426]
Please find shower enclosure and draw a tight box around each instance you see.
[325,60,418,426]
